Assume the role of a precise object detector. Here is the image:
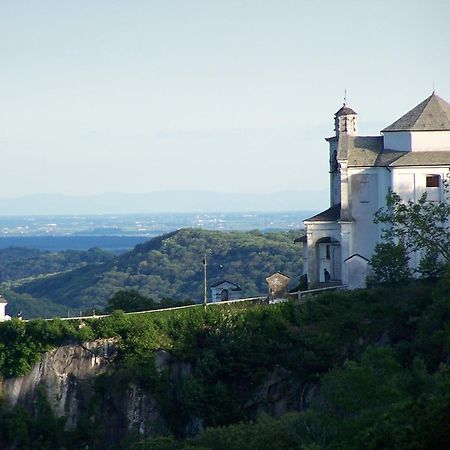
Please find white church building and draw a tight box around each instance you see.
[303,92,450,289]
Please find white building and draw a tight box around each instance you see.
[303,93,450,289]
[210,280,242,302]
[0,294,11,321]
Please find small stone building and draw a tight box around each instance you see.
[210,280,242,303]
[266,272,291,302]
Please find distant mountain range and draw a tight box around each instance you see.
[0,190,328,215]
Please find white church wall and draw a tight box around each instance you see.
[383,132,412,152]
[393,167,449,203]
[384,131,450,152]
[330,171,341,206]
[302,244,308,276]
[394,172,416,201]
[345,255,369,290]
[305,222,341,286]
[391,167,450,273]
[328,140,341,206]
[348,168,384,260]
[411,131,450,152]
[0,302,6,321]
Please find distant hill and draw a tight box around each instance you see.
[0,190,328,215]
[0,246,114,283]
[11,228,303,316]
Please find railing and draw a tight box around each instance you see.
[291,285,346,302]
[21,287,348,323]
[36,296,267,322]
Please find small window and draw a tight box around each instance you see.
[426,175,440,188]
[326,245,331,259]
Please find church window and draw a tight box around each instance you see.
[425,174,441,202]
[426,175,440,188]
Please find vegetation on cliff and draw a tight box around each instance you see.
[1,271,450,448]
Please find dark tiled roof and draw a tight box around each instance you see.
[382,93,450,132]
[389,151,450,166]
[210,280,241,290]
[305,203,341,222]
[340,135,450,168]
[316,236,340,243]
[294,235,307,243]
[344,253,369,263]
[345,136,385,166]
[266,272,291,281]
[335,104,357,117]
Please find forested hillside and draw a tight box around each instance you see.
[0,246,114,283]
[0,277,449,449]
[6,229,303,317]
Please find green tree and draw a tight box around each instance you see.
[368,242,411,285]
[375,188,450,265]
[105,289,156,313]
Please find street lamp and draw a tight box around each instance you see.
[202,252,208,307]
[202,252,223,307]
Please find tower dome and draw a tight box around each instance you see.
[334,103,358,136]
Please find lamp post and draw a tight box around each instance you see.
[203,252,223,306]
[203,252,207,307]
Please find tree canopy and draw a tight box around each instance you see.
[374,188,450,263]
[6,229,303,317]
[371,184,450,282]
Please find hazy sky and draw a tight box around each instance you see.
[1,0,449,198]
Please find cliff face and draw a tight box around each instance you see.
[0,340,306,448]
[2,340,117,430]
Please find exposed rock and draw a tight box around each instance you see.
[1,341,307,448]
[243,367,305,418]
[2,339,117,430]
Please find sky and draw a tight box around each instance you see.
[1,0,450,199]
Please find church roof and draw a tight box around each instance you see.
[388,150,450,167]
[304,203,341,222]
[338,135,450,168]
[335,104,357,117]
[382,93,450,132]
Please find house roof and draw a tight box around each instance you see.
[344,253,369,263]
[382,93,450,132]
[316,236,340,244]
[0,295,7,304]
[210,280,242,291]
[304,203,341,222]
[294,235,307,243]
[265,272,291,282]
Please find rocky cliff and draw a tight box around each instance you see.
[0,340,305,448]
